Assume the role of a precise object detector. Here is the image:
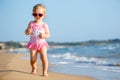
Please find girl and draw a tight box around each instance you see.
[25,4,50,77]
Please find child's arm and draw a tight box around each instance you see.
[25,23,32,35]
[39,24,50,39]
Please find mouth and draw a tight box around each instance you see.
[36,17,40,19]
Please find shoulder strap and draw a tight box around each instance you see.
[29,21,34,28]
[42,22,46,29]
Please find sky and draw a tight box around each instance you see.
[0,0,120,42]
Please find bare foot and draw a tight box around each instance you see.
[31,69,37,75]
[43,73,48,77]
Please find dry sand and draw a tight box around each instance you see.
[0,52,96,80]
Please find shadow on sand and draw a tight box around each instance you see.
[0,69,30,74]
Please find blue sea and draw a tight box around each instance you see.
[7,43,120,80]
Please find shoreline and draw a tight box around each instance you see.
[0,52,96,80]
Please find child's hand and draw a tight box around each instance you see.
[38,33,46,39]
[25,28,33,35]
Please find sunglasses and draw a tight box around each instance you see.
[32,13,43,17]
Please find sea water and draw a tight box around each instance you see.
[7,43,120,80]
[48,43,120,80]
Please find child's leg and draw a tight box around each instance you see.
[30,49,38,74]
[39,46,48,77]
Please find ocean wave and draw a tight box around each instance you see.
[49,52,120,67]
[100,43,120,50]
[50,53,107,64]
[4,48,28,53]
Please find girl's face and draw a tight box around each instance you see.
[32,8,45,21]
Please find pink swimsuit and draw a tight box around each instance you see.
[26,21,49,50]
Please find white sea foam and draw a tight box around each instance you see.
[58,61,69,64]
[75,65,89,68]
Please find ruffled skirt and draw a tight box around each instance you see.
[26,41,49,50]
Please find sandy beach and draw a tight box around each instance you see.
[0,52,95,80]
